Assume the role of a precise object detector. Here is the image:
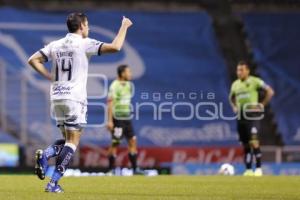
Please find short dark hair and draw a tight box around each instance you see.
[237,60,250,69]
[66,12,87,33]
[117,64,129,77]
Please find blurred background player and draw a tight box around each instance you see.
[28,13,133,192]
[106,64,143,175]
[229,61,274,176]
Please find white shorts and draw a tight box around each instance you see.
[51,99,87,131]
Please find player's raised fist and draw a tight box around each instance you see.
[122,16,133,28]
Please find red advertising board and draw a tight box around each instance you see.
[80,145,243,168]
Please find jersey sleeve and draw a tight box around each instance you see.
[107,82,116,102]
[229,82,236,98]
[39,42,52,62]
[254,77,267,89]
[83,38,104,57]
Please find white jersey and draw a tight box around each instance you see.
[40,33,103,104]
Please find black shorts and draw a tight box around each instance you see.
[237,119,260,145]
[111,118,135,144]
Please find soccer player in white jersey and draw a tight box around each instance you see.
[28,12,133,193]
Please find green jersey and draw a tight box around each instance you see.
[108,79,132,117]
[230,76,266,110]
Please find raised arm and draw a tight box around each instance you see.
[28,52,52,81]
[100,16,133,54]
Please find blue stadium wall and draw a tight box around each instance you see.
[242,12,300,145]
[0,7,238,147]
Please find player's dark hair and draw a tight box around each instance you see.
[117,64,129,77]
[66,12,87,33]
[237,60,250,69]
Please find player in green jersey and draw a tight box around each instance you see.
[229,61,274,176]
[106,64,143,175]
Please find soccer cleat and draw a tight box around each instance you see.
[254,168,263,177]
[45,183,64,193]
[34,149,48,180]
[243,169,254,176]
[106,170,115,176]
[133,167,146,175]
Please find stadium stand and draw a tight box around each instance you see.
[241,12,300,145]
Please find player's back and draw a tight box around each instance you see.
[40,33,103,104]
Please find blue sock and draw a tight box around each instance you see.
[50,143,76,184]
[44,139,65,160]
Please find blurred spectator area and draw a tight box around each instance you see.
[0,0,300,11]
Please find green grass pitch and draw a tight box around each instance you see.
[1,175,300,200]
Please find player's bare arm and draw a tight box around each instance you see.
[106,99,114,131]
[229,94,238,113]
[261,85,274,106]
[28,52,52,81]
[101,16,133,53]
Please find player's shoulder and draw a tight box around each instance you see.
[231,79,240,87]
[127,81,133,88]
[46,37,65,48]
[249,75,263,83]
[82,37,101,45]
[83,37,95,41]
[110,79,119,88]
